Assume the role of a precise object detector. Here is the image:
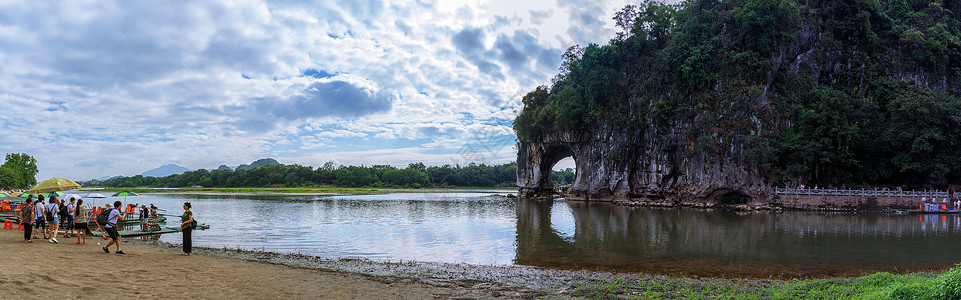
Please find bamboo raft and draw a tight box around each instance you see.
[90,224,210,237]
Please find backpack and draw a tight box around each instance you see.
[44,204,54,221]
[59,203,67,217]
[97,208,114,227]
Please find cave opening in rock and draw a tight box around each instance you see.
[720,191,750,205]
[539,145,576,192]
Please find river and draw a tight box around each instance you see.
[109,192,961,278]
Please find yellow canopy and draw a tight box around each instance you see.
[28,177,81,194]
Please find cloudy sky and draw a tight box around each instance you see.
[0,0,649,181]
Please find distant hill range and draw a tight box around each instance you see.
[139,159,279,177]
[142,164,191,177]
[235,158,280,171]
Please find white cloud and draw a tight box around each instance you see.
[0,0,640,181]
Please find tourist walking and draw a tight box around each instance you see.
[20,197,34,243]
[64,197,76,238]
[74,199,89,244]
[102,200,125,255]
[34,195,47,240]
[180,202,194,256]
[46,196,60,244]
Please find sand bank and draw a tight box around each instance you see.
[0,228,536,299]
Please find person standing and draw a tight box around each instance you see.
[20,197,34,243]
[64,197,76,238]
[139,205,149,232]
[46,196,60,244]
[179,202,194,256]
[74,199,89,245]
[34,195,47,240]
[102,200,125,255]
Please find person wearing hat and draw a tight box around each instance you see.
[139,205,149,232]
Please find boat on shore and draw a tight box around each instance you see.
[90,224,210,237]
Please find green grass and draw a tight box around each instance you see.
[89,186,514,194]
[570,264,961,299]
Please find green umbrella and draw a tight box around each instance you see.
[15,192,33,198]
[42,191,65,198]
[28,177,81,194]
[112,191,140,209]
[0,193,8,197]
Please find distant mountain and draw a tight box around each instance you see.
[236,158,280,171]
[217,164,233,171]
[94,175,122,181]
[142,164,191,177]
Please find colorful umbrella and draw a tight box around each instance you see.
[0,193,8,197]
[42,191,65,198]
[112,191,139,210]
[15,192,33,198]
[28,177,81,194]
[111,192,139,197]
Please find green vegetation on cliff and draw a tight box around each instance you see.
[514,0,961,188]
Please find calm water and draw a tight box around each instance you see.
[114,192,961,278]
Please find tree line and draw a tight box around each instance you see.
[0,153,39,190]
[91,161,577,188]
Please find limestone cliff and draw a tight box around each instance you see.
[514,0,961,206]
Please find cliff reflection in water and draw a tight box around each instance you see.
[514,199,961,278]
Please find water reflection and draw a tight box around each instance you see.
[515,199,961,278]
[124,193,961,278]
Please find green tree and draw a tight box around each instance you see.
[2,153,38,188]
[0,166,19,189]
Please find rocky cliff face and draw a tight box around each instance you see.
[517,123,774,206]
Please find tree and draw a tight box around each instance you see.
[2,153,38,188]
[0,166,19,189]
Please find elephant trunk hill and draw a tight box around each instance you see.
[514,0,961,210]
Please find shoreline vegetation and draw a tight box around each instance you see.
[104,240,961,299]
[82,161,572,190]
[4,226,956,299]
[87,186,517,194]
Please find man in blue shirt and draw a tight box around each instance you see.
[102,200,126,255]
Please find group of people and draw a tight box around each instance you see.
[18,194,86,245]
[18,195,196,256]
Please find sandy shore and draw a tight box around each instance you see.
[0,228,541,299]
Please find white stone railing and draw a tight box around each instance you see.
[775,187,954,199]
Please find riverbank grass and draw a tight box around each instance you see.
[91,186,515,194]
[572,265,961,299]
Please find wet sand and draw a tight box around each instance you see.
[0,228,524,299]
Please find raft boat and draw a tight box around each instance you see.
[90,224,210,238]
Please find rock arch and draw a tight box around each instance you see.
[516,141,578,199]
[516,127,772,204]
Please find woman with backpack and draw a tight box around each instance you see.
[21,197,34,243]
[74,199,89,244]
[179,202,195,256]
[46,196,60,244]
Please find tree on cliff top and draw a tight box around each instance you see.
[514,0,961,188]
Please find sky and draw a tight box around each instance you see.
[0,0,654,181]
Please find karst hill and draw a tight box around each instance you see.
[514,0,961,206]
